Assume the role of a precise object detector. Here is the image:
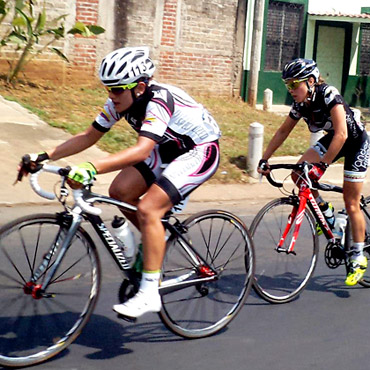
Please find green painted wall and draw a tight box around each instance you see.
[242,1,370,107]
[344,76,370,107]
[242,70,293,105]
[243,0,308,105]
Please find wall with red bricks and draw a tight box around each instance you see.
[0,0,245,96]
[114,0,245,97]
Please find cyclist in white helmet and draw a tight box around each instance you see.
[258,58,370,286]
[19,46,221,319]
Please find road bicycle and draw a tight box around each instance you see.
[0,163,254,368]
[250,161,370,304]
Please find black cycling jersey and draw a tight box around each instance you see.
[289,83,365,139]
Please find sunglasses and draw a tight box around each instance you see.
[284,78,308,91]
[105,82,138,94]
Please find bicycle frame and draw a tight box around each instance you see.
[277,181,335,254]
[266,162,346,254]
[30,189,218,298]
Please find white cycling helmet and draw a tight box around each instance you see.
[99,47,155,86]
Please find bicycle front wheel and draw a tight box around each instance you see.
[159,210,254,339]
[0,213,101,368]
[250,197,319,304]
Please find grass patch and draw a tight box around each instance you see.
[0,80,313,183]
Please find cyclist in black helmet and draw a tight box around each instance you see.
[258,58,370,286]
[18,46,221,319]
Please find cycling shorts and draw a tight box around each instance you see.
[312,130,370,182]
[134,141,220,205]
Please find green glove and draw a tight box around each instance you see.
[68,162,97,185]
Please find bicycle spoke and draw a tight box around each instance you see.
[160,210,254,338]
[250,197,318,303]
[0,214,100,367]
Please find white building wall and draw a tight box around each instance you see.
[308,0,370,14]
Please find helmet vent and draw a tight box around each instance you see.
[108,61,116,76]
[117,62,127,74]
[132,51,144,62]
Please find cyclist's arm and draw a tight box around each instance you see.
[48,125,104,161]
[91,136,156,174]
[321,104,347,165]
[261,115,298,161]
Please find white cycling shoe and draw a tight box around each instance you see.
[113,289,161,319]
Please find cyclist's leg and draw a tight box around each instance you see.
[109,166,148,229]
[113,142,220,319]
[293,145,329,234]
[343,133,370,285]
[293,137,327,194]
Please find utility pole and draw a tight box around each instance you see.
[247,0,265,107]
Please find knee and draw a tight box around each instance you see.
[137,201,152,225]
[344,199,360,217]
[137,200,164,226]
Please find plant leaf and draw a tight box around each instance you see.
[15,7,33,37]
[50,47,69,62]
[35,6,46,32]
[87,25,105,35]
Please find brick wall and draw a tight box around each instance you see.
[117,0,245,97]
[0,0,245,96]
[69,0,99,75]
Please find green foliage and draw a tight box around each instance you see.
[0,0,105,83]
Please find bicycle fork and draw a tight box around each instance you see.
[277,186,335,255]
[24,212,83,299]
[277,186,312,254]
[276,198,303,255]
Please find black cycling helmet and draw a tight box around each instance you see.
[282,58,320,83]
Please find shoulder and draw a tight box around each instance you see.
[317,84,343,105]
[148,82,175,113]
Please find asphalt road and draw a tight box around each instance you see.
[1,202,370,370]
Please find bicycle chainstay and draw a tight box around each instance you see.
[324,241,346,269]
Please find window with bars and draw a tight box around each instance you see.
[359,24,370,76]
[264,1,304,72]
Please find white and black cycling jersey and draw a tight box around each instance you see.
[93,81,221,156]
[289,83,364,139]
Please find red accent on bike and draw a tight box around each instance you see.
[23,281,35,295]
[198,265,215,277]
[31,284,44,299]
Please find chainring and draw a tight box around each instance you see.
[118,271,141,303]
[324,241,346,269]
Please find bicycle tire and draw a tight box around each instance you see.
[0,213,101,368]
[250,197,319,304]
[345,196,370,288]
[159,210,254,338]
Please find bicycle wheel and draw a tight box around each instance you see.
[250,197,319,304]
[159,210,254,339]
[0,213,101,368]
[345,196,370,288]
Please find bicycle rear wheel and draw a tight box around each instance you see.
[345,196,370,287]
[250,197,319,304]
[0,213,101,368]
[159,210,254,338]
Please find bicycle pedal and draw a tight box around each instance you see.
[116,313,137,323]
